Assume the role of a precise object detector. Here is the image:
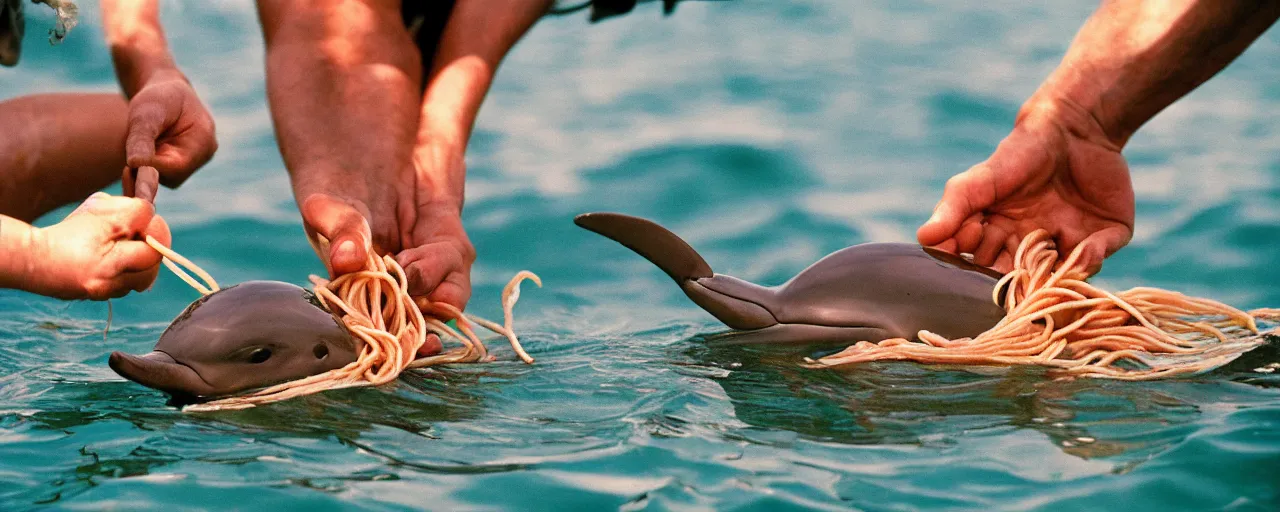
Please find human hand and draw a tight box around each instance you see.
[125,69,217,188]
[30,192,172,300]
[294,156,464,358]
[916,101,1135,275]
[399,146,475,314]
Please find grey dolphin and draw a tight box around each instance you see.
[109,281,358,402]
[573,212,1007,345]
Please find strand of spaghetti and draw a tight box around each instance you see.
[160,258,212,295]
[145,235,219,293]
[185,252,542,411]
[805,229,1274,380]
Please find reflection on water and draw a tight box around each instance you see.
[683,338,1279,466]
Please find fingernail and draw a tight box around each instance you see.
[335,240,357,261]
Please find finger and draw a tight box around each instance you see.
[301,194,371,276]
[916,165,996,247]
[132,166,160,204]
[115,197,158,237]
[954,213,985,255]
[396,244,472,310]
[125,101,176,169]
[973,222,1013,268]
[77,195,156,238]
[417,333,443,357]
[1073,227,1129,276]
[934,238,958,254]
[427,271,472,312]
[122,166,136,198]
[145,214,172,248]
[992,233,1021,273]
[71,191,112,216]
[113,239,164,273]
[396,244,457,298]
[151,139,215,188]
[120,266,163,294]
[992,250,1014,274]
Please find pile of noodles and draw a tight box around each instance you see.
[805,229,1279,379]
[143,237,540,412]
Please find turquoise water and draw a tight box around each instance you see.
[3,1,1280,509]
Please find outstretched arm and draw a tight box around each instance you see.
[918,0,1280,273]
[0,94,129,222]
[102,0,217,188]
[397,0,554,310]
[1031,0,1280,146]
[0,194,171,300]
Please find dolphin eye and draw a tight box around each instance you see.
[313,344,329,359]
[248,347,272,364]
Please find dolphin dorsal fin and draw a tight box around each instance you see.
[574,212,778,330]
[573,212,713,281]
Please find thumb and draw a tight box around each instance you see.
[917,166,993,247]
[301,194,371,276]
[125,101,173,168]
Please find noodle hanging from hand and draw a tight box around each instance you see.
[142,237,540,412]
[805,229,1278,379]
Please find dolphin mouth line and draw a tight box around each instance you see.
[152,352,299,402]
[153,349,220,393]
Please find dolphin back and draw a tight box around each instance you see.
[574,212,779,330]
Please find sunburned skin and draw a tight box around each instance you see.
[574,212,1007,347]
[108,281,359,403]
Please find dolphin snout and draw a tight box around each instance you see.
[109,351,218,398]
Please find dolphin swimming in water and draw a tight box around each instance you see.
[109,281,359,403]
[574,212,1008,346]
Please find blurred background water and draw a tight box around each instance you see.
[2,1,1279,510]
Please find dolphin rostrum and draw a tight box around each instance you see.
[109,281,359,403]
[573,212,1008,346]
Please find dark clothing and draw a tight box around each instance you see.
[550,0,694,22]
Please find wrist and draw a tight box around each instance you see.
[412,139,467,210]
[110,43,182,97]
[0,219,48,294]
[1016,86,1125,153]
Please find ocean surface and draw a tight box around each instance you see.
[2,1,1279,510]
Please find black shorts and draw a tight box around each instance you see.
[400,0,706,73]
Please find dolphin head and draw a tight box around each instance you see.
[109,281,359,403]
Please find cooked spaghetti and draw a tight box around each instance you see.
[805,230,1277,379]
[142,236,541,411]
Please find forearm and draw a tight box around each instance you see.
[0,215,39,292]
[414,0,553,207]
[0,94,129,222]
[1024,0,1280,146]
[258,0,422,194]
[102,0,183,97]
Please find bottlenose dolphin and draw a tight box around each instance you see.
[574,212,1007,346]
[109,281,359,403]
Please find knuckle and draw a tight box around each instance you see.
[130,102,164,123]
[456,241,476,264]
[82,280,114,301]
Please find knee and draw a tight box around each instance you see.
[258,0,420,73]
